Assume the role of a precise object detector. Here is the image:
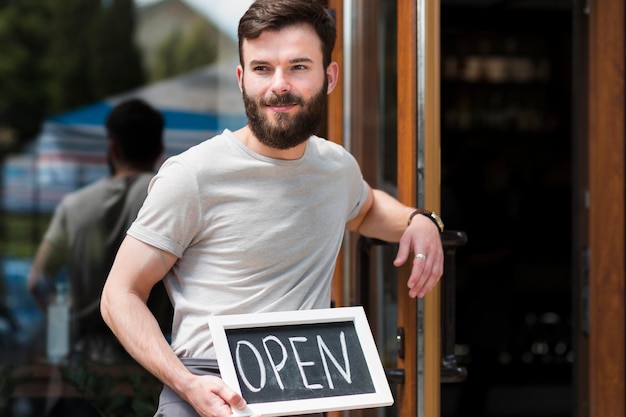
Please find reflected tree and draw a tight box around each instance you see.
[0,0,49,147]
[0,0,144,148]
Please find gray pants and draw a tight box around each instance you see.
[153,358,322,417]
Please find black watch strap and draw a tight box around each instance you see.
[407,209,444,232]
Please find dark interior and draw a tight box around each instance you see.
[439,1,573,416]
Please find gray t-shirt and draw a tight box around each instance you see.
[44,173,154,339]
[128,129,370,359]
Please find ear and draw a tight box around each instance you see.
[325,61,339,95]
[236,65,244,92]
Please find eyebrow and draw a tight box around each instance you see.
[248,57,314,67]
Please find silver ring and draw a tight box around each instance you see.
[415,253,426,261]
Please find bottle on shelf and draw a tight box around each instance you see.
[46,281,70,364]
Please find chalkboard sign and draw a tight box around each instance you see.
[209,306,394,417]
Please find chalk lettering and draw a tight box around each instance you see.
[289,336,323,390]
[318,331,351,389]
[236,340,266,392]
[262,335,288,390]
[211,308,392,414]
[225,320,378,402]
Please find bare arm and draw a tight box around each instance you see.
[27,241,60,311]
[101,235,248,417]
[347,188,444,298]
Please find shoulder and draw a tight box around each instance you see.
[59,178,111,204]
[308,135,348,152]
[127,173,154,197]
[49,178,113,223]
[132,172,154,187]
[306,136,360,169]
[307,136,355,159]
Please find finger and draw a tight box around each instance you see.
[412,254,444,298]
[413,273,434,298]
[393,236,411,266]
[212,402,237,417]
[216,386,247,411]
[409,252,428,283]
[407,254,427,297]
[199,379,247,417]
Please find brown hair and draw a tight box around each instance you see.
[238,0,337,69]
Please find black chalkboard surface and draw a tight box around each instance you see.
[209,307,393,417]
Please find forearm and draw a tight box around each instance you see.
[100,236,195,400]
[101,288,194,399]
[356,189,414,242]
[352,188,444,298]
[28,241,59,312]
[101,235,249,415]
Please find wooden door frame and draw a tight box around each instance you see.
[579,0,626,415]
[327,0,345,310]
[397,1,441,417]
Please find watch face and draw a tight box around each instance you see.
[409,209,444,232]
[431,212,444,231]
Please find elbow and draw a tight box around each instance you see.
[27,277,38,297]
[100,285,113,327]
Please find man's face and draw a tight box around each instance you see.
[237,23,337,150]
[242,76,328,150]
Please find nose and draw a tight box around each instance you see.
[270,69,291,94]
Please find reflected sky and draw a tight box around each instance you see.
[134,0,254,40]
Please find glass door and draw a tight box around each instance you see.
[336,1,442,416]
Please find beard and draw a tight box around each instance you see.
[243,79,328,150]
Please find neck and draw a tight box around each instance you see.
[112,165,149,179]
[232,126,307,160]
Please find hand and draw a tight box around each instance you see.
[393,213,444,298]
[183,374,259,417]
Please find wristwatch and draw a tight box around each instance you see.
[408,209,444,233]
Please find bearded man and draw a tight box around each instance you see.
[101,1,444,416]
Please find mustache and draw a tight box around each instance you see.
[263,93,303,106]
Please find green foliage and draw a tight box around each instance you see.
[0,212,50,258]
[62,366,127,417]
[44,0,101,114]
[0,0,50,145]
[0,366,32,411]
[150,19,218,82]
[62,365,162,417]
[90,0,144,99]
[0,0,145,148]
[45,0,145,115]
[126,367,162,417]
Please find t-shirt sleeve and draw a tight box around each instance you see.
[345,153,372,221]
[38,200,70,280]
[127,158,203,258]
[348,179,371,221]
[43,200,69,249]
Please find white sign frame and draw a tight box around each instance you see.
[208,306,394,417]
